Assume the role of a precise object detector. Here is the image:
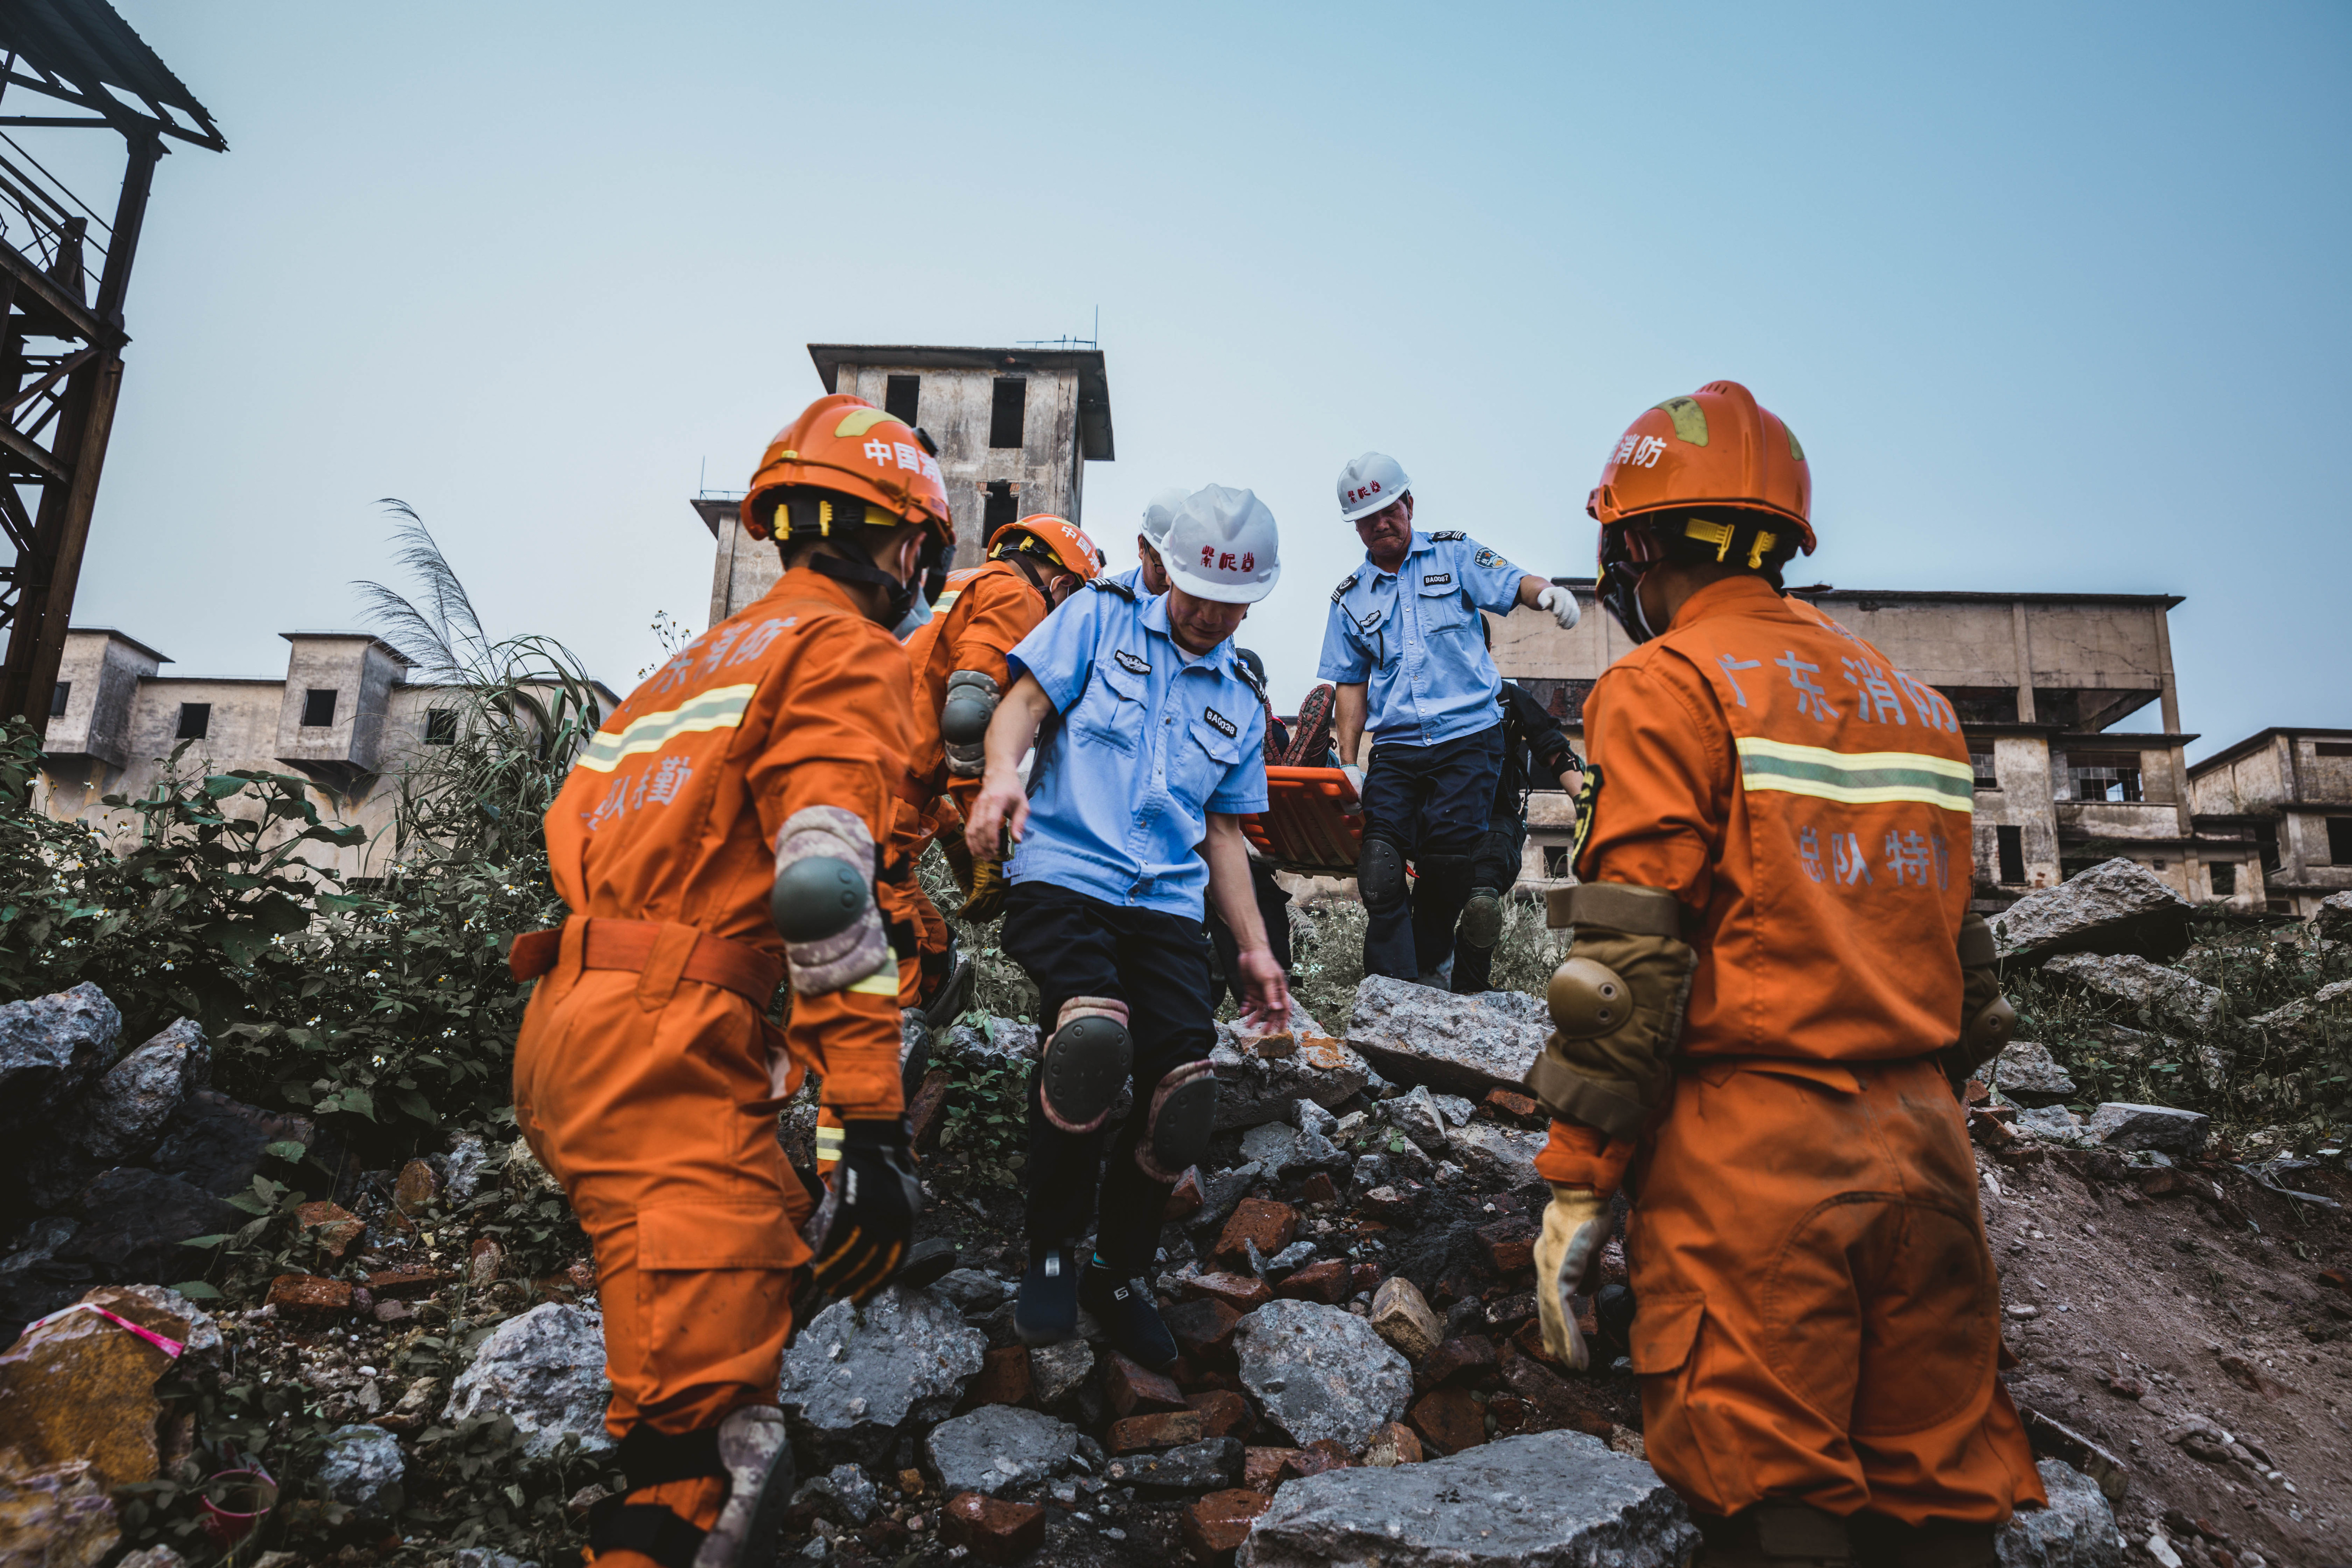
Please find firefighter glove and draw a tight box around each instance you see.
[1535,1183,1611,1371]
[810,1120,921,1303]
[957,856,1010,922]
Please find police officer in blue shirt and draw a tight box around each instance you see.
[1318,452,1581,983]
[965,484,1291,1370]
[1107,487,1182,596]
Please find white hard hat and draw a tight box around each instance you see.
[1162,485,1281,605]
[1338,452,1410,522]
[1139,486,1187,550]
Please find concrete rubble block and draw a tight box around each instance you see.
[65,1018,208,1165]
[49,1165,236,1285]
[2011,1106,2092,1147]
[1118,1435,1244,1495]
[2082,1102,2209,1156]
[924,1404,1080,1497]
[0,1457,118,1568]
[0,1283,213,1490]
[1026,1338,1093,1406]
[941,1017,1038,1068]
[2250,976,2352,1046]
[941,1490,1046,1564]
[1212,1027,1370,1132]
[442,1302,616,1460]
[0,984,119,1143]
[1989,857,2192,963]
[1369,1277,1444,1363]
[1386,1086,1449,1150]
[1235,1299,1413,1454]
[439,1130,497,1204]
[1238,1429,1699,1568]
[793,1463,880,1526]
[932,1268,1008,1312]
[1240,1122,1303,1175]
[318,1423,405,1515]
[2040,953,2223,1036]
[1993,1459,2122,1567]
[778,1286,985,1467]
[1347,978,1549,1100]
[1990,1043,2077,1108]
[1447,1122,1545,1190]
[2316,889,2352,940]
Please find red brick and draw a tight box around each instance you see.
[1363,1421,1423,1467]
[266,1273,351,1318]
[942,1491,1045,1564]
[1183,1489,1271,1565]
[366,1267,456,1299]
[1484,1292,1537,1333]
[1166,1298,1243,1366]
[1476,1216,1539,1273]
[393,1157,439,1212]
[1276,1259,1350,1304]
[1295,1172,1339,1207]
[1164,1167,1205,1222]
[294,1201,363,1260]
[2318,1267,2349,1291]
[1413,1335,1498,1393]
[1185,1388,1253,1441]
[1511,1317,1562,1368]
[1487,1394,1529,1434]
[1103,1350,1186,1418]
[1216,1198,1299,1263]
[1350,1263,1383,1297]
[1181,1271,1273,1312]
[1242,1446,1296,1493]
[1284,1439,1354,1478]
[1106,1409,1203,1453]
[968,1345,1031,1408]
[906,1067,953,1152]
[1409,1387,1488,1454]
[1483,1088,1540,1121]
[1357,1186,1415,1221]
[468,1236,505,1287]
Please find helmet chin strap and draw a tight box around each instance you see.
[806,548,917,629]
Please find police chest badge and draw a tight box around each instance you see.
[1204,708,1237,738]
[1114,650,1151,675]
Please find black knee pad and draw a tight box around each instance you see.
[1357,835,1407,912]
[1134,1060,1217,1183]
[1038,996,1132,1134]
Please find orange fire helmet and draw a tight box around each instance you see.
[740,394,955,549]
[988,514,1101,581]
[1586,380,1814,553]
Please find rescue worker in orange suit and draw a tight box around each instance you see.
[1526,381,2032,1568]
[898,514,1101,955]
[509,392,954,1568]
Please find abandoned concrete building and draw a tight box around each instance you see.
[1492,581,2269,911]
[2186,728,2352,917]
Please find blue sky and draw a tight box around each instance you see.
[46,2,2352,756]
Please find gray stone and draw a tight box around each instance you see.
[1387,1086,1449,1150]
[1211,1021,1370,1131]
[932,1268,1007,1312]
[1237,1429,1699,1568]
[2082,1102,2209,1156]
[442,1302,615,1458]
[942,1016,1037,1067]
[2041,953,2223,1036]
[1241,1122,1303,1174]
[1446,1122,1544,1190]
[2316,890,2352,940]
[1294,1099,1338,1138]
[793,1463,879,1527]
[1027,1338,1093,1406]
[1347,977,1548,1099]
[66,1018,207,1164]
[1993,1459,2122,1567]
[2013,1105,2091,1146]
[1991,1042,2076,1107]
[1265,1241,1318,1276]
[116,1550,190,1568]
[440,1131,497,1205]
[1431,1093,1475,1127]
[1990,857,2191,962]
[924,1405,1078,1497]
[1194,1162,1263,1229]
[0,984,118,1141]
[1117,1436,1242,1495]
[2250,976,2352,1046]
[318,1423,405,1515]
[1234,1299,1412,1453]
[779,1286,986,1466]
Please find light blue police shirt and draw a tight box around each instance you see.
[1006,580,1269,918]
[1315,530,1527,746]
[1106,563,1153,596]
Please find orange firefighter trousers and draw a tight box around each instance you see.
[1624,1055,2045,1526]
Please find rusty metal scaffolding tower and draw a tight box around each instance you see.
[0,0,221,734]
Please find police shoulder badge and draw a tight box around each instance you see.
[1330,572,1360,605]
[1474,547,1504,569]
[1431,529,1466,541]
[1090,577,1137,601]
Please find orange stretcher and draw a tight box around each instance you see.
[1241,766,1363,875]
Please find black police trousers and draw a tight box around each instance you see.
[1359,722,1505,982]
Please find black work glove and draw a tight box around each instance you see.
[809,1120,921,1303]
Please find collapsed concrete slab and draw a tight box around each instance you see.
[1346,978,1548,1099]
[1990,857,2191,963]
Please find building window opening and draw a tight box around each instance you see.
[982,480,1017,537]
[47,681,69,717]
[1996,825,2025,884]
[175,703,211,740]
[2210,860,2236,896]
[1969,749,1998,789]
[425,708,457,746]
[2065,752,2142,802]
[989,377,1027,449]
[884,375,920,427]
[1542,844,1572,877]
[301,688,338,728]
[2328,817,2352,866]
[2318,741,2352,759]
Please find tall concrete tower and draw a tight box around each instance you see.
[699,343,1115,626]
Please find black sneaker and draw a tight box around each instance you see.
[1080,1261,1178,1371]
[1014,1240,1082,1347]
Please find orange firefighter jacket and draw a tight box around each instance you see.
[541,567,920,1119]
[900,559,1051,792]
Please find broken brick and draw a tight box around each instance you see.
[1363,1421,1423,1467]
[1350,1262,1383,1297]
[1181,1272,1273,1312]
[1166,1298,1243,1365]
[265,1273,351,1318]
[942,1491,1045,1564]
[294,1201,363,1260]
[1358,1185,1415,1221]
[1103,1350,1187,1418]
[1510,1317,1561,1368]
[1487,1394,1529,1434]
[1485,1292,1537,1332]
[1414,1335,1498,1393]
[968,1345,1031,1408]
[393,1158,439,1212]
[1295,1172,1339,1207]
[1408,1386,1488,1454]
[1185,1388,1253,1441]
[366,1267,456,1299]
[1483,1088,1540,1121]
[1242,1446,1296,1494]
[907,1066,954,1152]
[1276,1259,1351,1304]
[1284,1440,1355,1479]
[1106,1409,1203,1453]
[1182,1488,1271,1565]
[1217,1198,1299,1263]
[1476,1216,1539,1273]
[1165,1167,1205,1222]
[2318,1267,2348,1291]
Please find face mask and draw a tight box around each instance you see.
[891,591,933,642]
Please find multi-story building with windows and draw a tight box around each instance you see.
[2187,729,2352,916]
